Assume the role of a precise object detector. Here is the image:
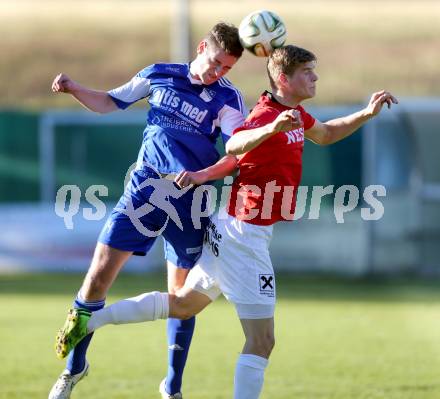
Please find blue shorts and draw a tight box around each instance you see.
[98,168,210,269]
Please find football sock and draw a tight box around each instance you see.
[234,354,268,399]
[165,317,196,395]
[66,292,105,375]
[87,291,169,332]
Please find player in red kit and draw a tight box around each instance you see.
[226,91,315,225]
[56,45,397,398]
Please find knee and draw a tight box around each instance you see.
[267,334,275,354]
[168,283,184,296]
[168,295,196,320]
[247,333,275,358]
[261,333,275,356]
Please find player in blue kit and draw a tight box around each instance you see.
[48,22,246,399]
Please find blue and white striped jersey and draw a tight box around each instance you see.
[108,63,247,174]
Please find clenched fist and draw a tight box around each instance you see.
[271,109,303,133]
[51,73,79,94]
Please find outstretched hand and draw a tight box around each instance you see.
[366,90,398,117]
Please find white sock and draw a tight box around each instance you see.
[234,354,268,399]
[87,291,169,332]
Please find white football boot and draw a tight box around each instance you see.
[48,362,89,399]
[159,378,183,399]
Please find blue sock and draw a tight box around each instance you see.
[165,317,195,395]
[66,293,105,375]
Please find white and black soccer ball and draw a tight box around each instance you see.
[238,10,287,57]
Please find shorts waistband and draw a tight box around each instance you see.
[135,167,177,181]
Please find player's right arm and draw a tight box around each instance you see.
[225,109,302,155]
[51,73,118,114]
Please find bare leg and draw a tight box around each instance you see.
[81,242,132,301]
[167,261,190,294]
[240,318,275,359]
[233,318,275,399]
[168,287,212,318]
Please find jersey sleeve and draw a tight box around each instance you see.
[232,106,280,135]
[216,80,249,144]
[217,104,247,145]
[298,105,315,130]
[107,66,154,110]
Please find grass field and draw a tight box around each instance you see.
[1,273,440,398]
[1,0,440,108]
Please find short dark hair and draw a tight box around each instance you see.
[206,22,244,58]
[267,45,316,89]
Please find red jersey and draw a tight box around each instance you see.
[227,92,315,225]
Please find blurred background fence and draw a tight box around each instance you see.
[0,0,439,275]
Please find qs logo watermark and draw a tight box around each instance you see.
[54,163,386,232]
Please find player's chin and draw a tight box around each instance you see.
[202,75,219,85]
[307,87,316,98]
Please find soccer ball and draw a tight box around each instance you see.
[238,10,287,57]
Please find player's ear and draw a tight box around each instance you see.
[278,73,289,89]
[196,40,208,55]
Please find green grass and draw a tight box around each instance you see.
[1,0,439,109]
[1,273,440,398]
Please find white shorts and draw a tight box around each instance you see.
[185,209,276,319]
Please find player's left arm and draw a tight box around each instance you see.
[174,155,238,188]
[305,90,398,145]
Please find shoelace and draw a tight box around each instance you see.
[56,373,73,391]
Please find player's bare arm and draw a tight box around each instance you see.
[305,90,398,145]
[51,73,118,114]
[225,109,302,155]
[174,154,238,188]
